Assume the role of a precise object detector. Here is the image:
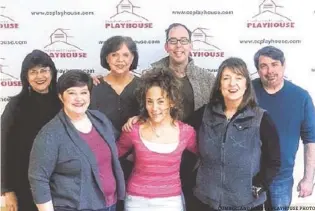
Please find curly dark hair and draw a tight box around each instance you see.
[137,67,183,123]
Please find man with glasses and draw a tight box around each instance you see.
[149,23,216,211]
[151,23,215,121]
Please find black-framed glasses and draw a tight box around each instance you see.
[167,38,190,45]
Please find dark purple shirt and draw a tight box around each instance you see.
[79,126,116,206]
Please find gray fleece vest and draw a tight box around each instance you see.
[194,104,266,210]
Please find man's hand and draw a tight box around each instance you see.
[91,75,103,86]
[297,178,314,198]
[122,116,140,132]
[4,191,18,211]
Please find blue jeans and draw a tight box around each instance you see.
[55,204,116,211]
[265,176,294,211]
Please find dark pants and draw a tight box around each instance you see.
[116,200,124,211]
[180,150,198,211]
[55,204,116,211]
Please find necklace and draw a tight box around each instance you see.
[149,121,161,137]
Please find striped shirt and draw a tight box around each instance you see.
[117,121,197,198]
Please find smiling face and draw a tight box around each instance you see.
[59,85,90,118]
[106,43,134,74]
[27,65,52,93]
[220,67,247,107]
[164,26,192,65]
[258,55,285,90]
[145,86,173,124]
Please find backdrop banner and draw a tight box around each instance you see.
[0,0,314,205]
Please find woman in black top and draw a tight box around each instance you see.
[1,50,61,211]
[90,35,140,132]
[90,36,140,211]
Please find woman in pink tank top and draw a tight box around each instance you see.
[116,67,197,211]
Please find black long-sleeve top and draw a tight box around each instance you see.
[1,91,61,194]
[90,77,140,132]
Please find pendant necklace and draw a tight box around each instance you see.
[149,121,161,137]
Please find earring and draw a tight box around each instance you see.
[28,85,32,95]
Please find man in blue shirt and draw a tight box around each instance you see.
[252,46,315,210]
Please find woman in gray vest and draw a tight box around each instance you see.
[192,57,281,211]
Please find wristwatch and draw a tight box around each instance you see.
[252,186,264,198]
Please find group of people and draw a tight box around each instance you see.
[1,22,314,211]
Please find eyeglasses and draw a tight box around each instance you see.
[28,67,51,77]
[167,38,190,45]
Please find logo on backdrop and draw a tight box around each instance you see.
[247,0,295,28]
[0,6,19,29]
[0,58,21,86]
[190,27,224,58]
[105,0,153,29]
[44,28,87,59]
